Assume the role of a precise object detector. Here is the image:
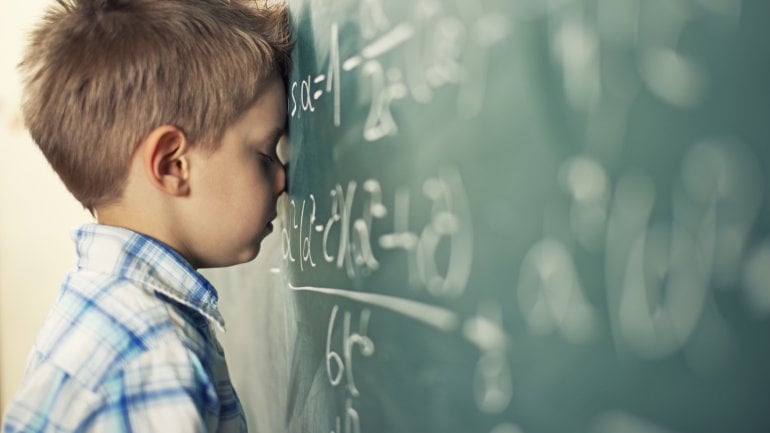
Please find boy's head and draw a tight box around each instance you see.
[20,0,293,211]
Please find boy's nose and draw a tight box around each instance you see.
[274,162,286,196]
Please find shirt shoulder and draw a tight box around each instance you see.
[3,278,223,433]
[3,337,218,433]
[38,268,219,389]
[2,224,246,432]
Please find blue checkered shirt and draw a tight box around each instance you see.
[2,224,247,433]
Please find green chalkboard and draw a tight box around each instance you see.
[206,0,770,432]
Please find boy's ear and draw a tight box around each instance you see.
[141,125,191,196]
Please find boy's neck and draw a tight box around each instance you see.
[95,193,196,268]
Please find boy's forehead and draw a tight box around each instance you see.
[238,82,287,142]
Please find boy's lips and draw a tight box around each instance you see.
[266,215,277,233]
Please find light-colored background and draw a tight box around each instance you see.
[0,0,93,413]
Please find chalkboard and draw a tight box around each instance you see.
[205,0,770,432]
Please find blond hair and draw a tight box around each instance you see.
[20,0,293,210]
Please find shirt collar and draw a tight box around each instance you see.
[71,223,226,332]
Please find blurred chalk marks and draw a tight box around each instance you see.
[520,134,766,363]
[518,238,600,345]
[593,410,682,433]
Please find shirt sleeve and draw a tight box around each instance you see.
[2,345,220,433]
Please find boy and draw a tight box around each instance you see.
[2,0,292,431]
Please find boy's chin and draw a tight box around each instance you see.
[196,245,261,269]
[230,245,261,267]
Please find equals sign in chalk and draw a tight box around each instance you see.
[312,75,326,100]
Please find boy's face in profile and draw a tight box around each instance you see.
[182,76,287,268]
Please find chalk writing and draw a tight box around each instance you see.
[326,305,375,396]
[288,1,511,141]
[283,167,473,297]
[463,302,513,414]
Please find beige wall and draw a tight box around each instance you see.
[0,0,93,413]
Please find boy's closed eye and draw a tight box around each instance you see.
[257,152,280,167]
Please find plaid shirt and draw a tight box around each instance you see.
[2,224,247,433]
